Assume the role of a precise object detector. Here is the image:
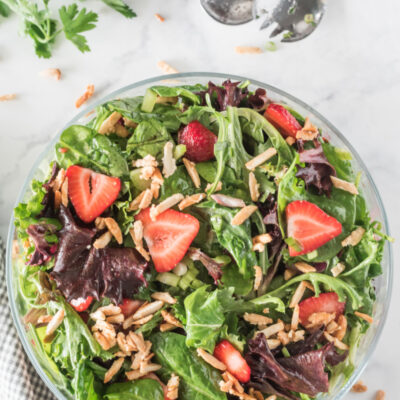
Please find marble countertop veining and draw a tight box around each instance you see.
[0,0,399,397]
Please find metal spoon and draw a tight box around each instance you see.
[200,0,326,42]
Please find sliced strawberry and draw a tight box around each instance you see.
[178,120,218,162]
[298,292,346,326]
[213,340,251,383]
[119,298,143,318]
[66,165,121,223]
[286,200,342,256]
[264,103,302,138]
[136,208,200,272]
[70,296,93,312]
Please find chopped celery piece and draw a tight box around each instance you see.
[191,279,203,289]
[130,169,151,191]
[174,144,186,160]
[141,89,157,112]
[187,263,199,276]
[178,270,197,290]
[156,272,180,287]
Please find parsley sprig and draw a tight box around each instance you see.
[0,0,136,58]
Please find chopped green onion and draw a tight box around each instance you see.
[265,41,277,52]
[174,144,186,160]
[283,31,293,39]
[141,89,157,112]
[156,272,180,287]
[191,279,204,289]
[282,346,291,358]
[238,80,251,89]
[304,13,314,24]
[354,171,362,188]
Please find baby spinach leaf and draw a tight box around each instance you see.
[105,379,164,400]
[56,125,129,178]
[72,359,102,400]
[150,86,201,104]
[221,263,253,295]
[126,119,172,159]
[159,165,197,200]
[151,332,226,400]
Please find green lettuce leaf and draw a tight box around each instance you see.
[105,379,164,400]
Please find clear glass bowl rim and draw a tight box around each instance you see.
[5,71,393,400]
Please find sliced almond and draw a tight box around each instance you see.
[326,321,339,334]
[351,381,368,393]
[266,339,281,349]
[157,61,179,74]
[131,301,164,321]
[249,172,260,202]
[178,193,206,210]
[117,332,132,354]
[253,265,262,291]
[162,141,177,178]
[95,217,106,230]
[277,330,290,346]
[293,329,305,342]
[40,68,61,80]
[259,322,284,338]
[206,181,222,192]
[334,315,347,340]
[132,314,154,326]
[182,157,201,188]
[291,305,299,331]
[60,178,68,207]
[151,292,177,305]
[126,370,146,381]
[104,217,123,245]
[296,118,319,140]
[98,111,122,135]
[160,323,177,332]
[150,193,184,220]
[341,227,365,247]
[244,313,272,326]
[375,390,385,400]
[285,137,296,146]
[354,311,373,324]
[166,373,179,400]
[37,315,53,324]
[245,148,277,171]
[0,94,16,101]
[253,233,273,245]
[129,190,146,211]
[289,281,307,308]
[304,281,315,292]
[330,176,358,195]
[231,205,258,226]
[161,310,183,328]
[235,46,262,54]
[52,168,66,191]
[45,309,65,339]
[114,123,130,138]
[75,84,94,108]
[306,312,335,329]
[265,396,277,400]
[294,261,316,273]
[104,357,125,383]
[106,314,124,324]
[97,304,121,316]
[54,190,62,211]
[284,268,297,281]
[94,332,111,350]
[93,231,112,249]
[140,363,161,374]
[132,155,158,168]
[139,189,153,210]
[331,262,346,277]
[324,331,349,350]
[197,348,227,371]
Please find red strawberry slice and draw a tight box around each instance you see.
[264,103,302,138]
[298,292,346,325]
[70,296,93,312]
[66,165,121,223]
[119,298,143,318]
[213,340,251,383]
[286,200,342,256]
[136,208,200,272]
[178,120,218,162]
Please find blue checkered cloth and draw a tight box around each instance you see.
[0,238,56,400]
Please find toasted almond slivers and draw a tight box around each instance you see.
[139,189,153,210]
[94,332,111,350]
[161,310,183,328]
[293,329,305,342]
[285,136,296,146]
[126,370,146,381]
[160,323,177,332]
[334,315,347,340]
[45,309,65,338]
[277,330,290,346]
[197,348,227,371]
[93,231,112,249]
[253,265,262,291]
[157,60,179,74]
[351,381,368,393]
[244,313,273,326]
[123,117,137,128]
[54,190,62,211]
[104,217,123,245]
[253,233,273,245]
[182,157,201,188]
[90,309,106,321]
[133,155,158,168]
[375,390,385,400]
[106,314,124,324]
[52,168,66,191]
[326,321,339,334]
[98,111,123,135]
[294,261,316,273]
[75,84,94,108]
[104,357,125,383]
[222,371,244,393]
[37,315,53,324]
[61,178,68,207]
[266,396,277,400]
[166,374,179,400]
[131,301,164,321]
[306,312,335,329]
[324,331,349,350]
[0,93,17,101]
[330,176,359,195]
[178,193,206,210]
[296,117,319,140]
[150,193,184,220]
[245,148,277,171]
[342,227,365,247]
[117,332,132,354]
[331,262,346,277]
[206,181,222,192]
[248,172,260,202]
[266,339,281,349]
[289,281,307,308]
[97,304,122,316]
[284,268,297,281]
[231,205,258,226]
[235,46,263,54]
[151,292,177,304]
[260,321,285,338]
[291,305,299,331]
[129,190,146,211]
[162,141,177,178]
[133,314,154,326]
[95,217,106,230]
[354,311,373,324]
[40,68,61,80]
[303,281,315,292]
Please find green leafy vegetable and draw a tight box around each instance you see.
[150,86,201,105]
[105,379,164,400]
[100,0,136,18]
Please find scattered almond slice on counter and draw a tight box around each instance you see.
[75,84,94,108]
[375,390,385,400]
[154,13,165,22]
[235,46,262,54]
[0,94,17,101]
[157,60,178,74]
[330,176,359,195]
[40,68,61,80]
[351,380,368,393]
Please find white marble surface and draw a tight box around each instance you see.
[1,0,399,397]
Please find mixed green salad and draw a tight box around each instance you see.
[13,80,390,400]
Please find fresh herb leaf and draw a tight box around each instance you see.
[101,0,136,18]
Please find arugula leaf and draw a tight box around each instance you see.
[101,0,136,18]
[59,4,97,52]
[56,125,129,178]
[151,332,226,400]
[105,379,164,400]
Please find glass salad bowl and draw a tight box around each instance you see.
[6,72,393,400]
